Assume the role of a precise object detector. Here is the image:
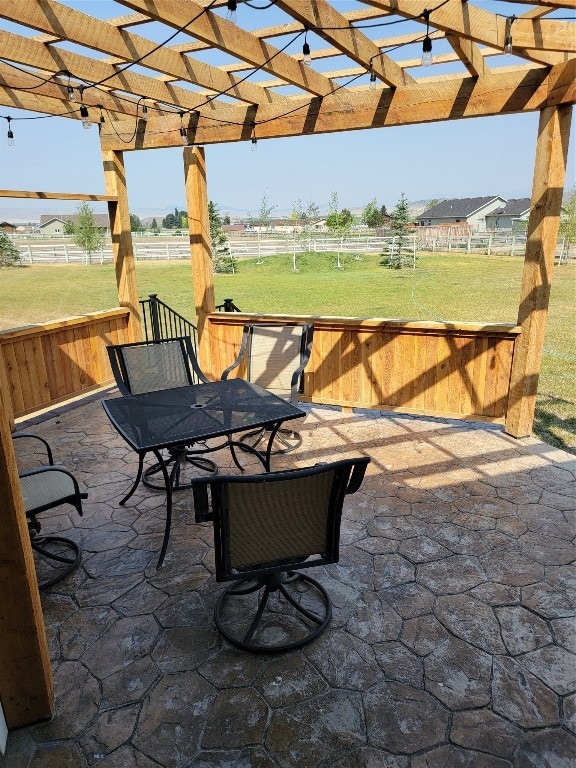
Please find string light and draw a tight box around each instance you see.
[251,122,257,151]
[504,16,515,55]
[226,0,237,23]
[369,60,377,89]
[78,87,91,128]
[179,111,188,145]
[98,105,105,124]
[302,30,311,64]
[421,9,433,66]
[141,104,148,122]
[6,116,14,146]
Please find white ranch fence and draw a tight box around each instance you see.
[10,231,573,265]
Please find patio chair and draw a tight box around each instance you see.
[13,433,86,590]
[194,456,370,653]
[221,322,314,453]
[106,336,217,490]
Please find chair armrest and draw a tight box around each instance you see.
[345,457,370,495]
[20,465,87,506]
[13,433,54,465]
[221,324,251,380]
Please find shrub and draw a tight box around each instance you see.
[0,231,21,267]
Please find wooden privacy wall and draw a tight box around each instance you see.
[206,314,521,423]
[0,309,130,420]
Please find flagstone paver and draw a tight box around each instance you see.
[5,399,576,767]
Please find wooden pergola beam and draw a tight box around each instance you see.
[505,103,573,437]
[118,0,340,98]
[0,387,53,728]
[100,62,576,151]
[0,190,116,201]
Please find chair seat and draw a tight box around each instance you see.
[20,468,77,513]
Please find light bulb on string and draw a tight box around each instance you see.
[179,112,188,145]
[6,116,14,146]
[67,73,76,102]
[369,62,377,90]
[226,0,237,23]
[421,10,433,67]
[80,104,92,129]
[251,123,257,152]
[504,16,515,55]
[98,105,105,124]
[302,31,311,65]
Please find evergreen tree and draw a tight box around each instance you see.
[130,213,143,231]
[209,201,234,273]
[382,193,412,268]
[0,230,21,267]
[151,218,159,233]
[72,202,104,263]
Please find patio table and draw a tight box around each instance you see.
[102,378,305,567]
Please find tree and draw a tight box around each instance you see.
[382,192,412,268]
[209,201,234,273]
[291,198,320,271]
[151,218,159,234]
[71,202,105,263]
[259,192,276,230]
[222,214,231,225]
[426,198,441,210]
[162,208,186,229]
[63,220,75,236]
[0,230,21,267]
[559,185,576,263]
[130,213,144,231]
[326,192,353,268]
[362,198,385,229]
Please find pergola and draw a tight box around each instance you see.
[0,0,574,730]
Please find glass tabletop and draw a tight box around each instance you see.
[102,378,305,453]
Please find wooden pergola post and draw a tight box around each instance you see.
[184,146,216,366]
[506,104,573,438]
[102,149,142,342]
[0,387,52,728]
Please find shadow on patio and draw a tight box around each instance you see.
[5,394,576,768]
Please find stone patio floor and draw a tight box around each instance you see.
[5,393,576,768]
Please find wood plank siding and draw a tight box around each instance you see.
[206,314,521,423]
[0,309,130,419]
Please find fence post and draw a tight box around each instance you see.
[27,245,32,264]
[149,293,161,340]
[166,243,170,260]
[467,235,471,254]
[487,234,493,256]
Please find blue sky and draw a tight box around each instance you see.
[0,0,574,220]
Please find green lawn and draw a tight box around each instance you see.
[2,251,574,451]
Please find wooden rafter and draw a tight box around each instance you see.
[0,0,571,148]
[99,60,576,151]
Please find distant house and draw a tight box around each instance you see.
[0,221,16,233]
[39,213,110,235]
[484,198,531,230]
[416,197,507,232]
[222,224,246,234]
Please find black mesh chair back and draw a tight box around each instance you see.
[196,456,370,653]
[14,433,86,590]
[106,336,215,491]
[107,336,208,396]
[221,323,313,453]
[222,323,313,404]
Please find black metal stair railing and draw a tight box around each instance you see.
[139,293,200,348]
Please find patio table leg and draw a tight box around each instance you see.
[120,453,145,505]
[151,448,172,569]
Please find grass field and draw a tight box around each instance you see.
[1,251,574,451]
